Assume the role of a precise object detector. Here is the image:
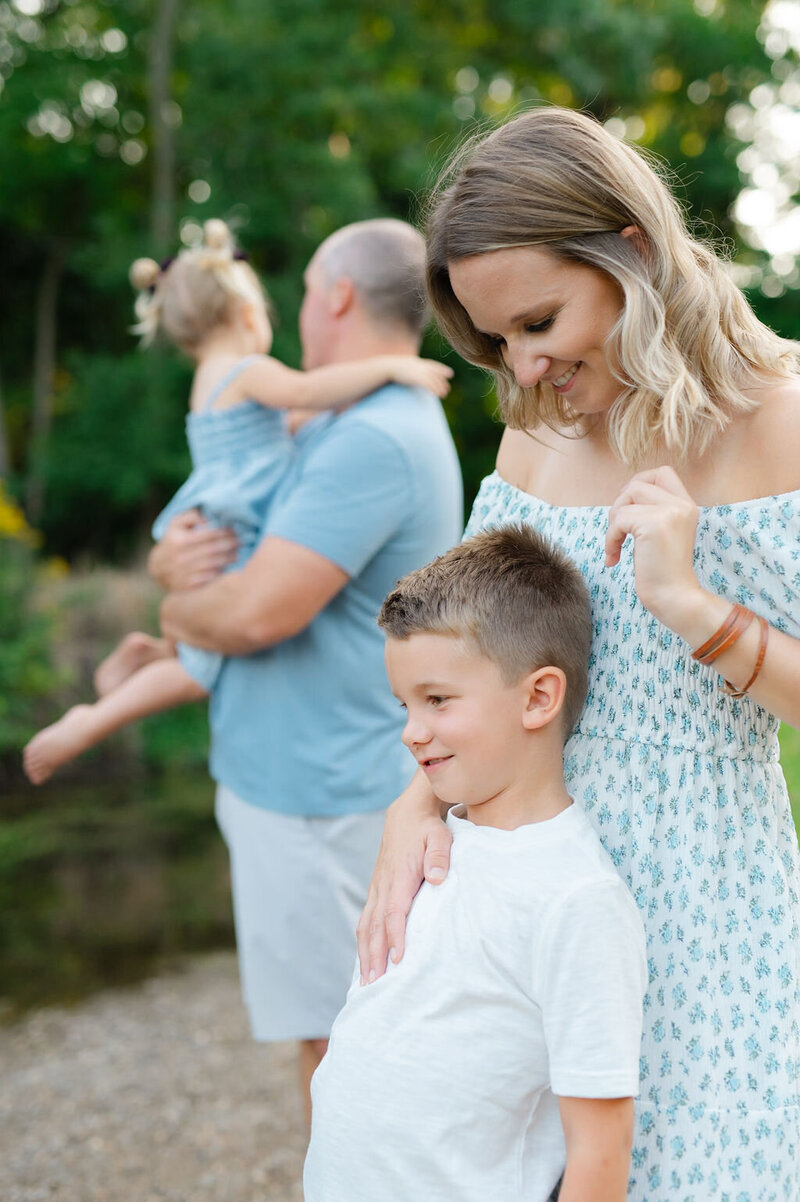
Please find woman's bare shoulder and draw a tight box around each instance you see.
[740,377,800,493]
[495,427,551,489]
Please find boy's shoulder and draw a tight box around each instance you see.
[449,802,627,900]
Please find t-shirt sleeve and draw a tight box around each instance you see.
[265,417,412,577]
[536,877,648,1099]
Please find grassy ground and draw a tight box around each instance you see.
[779,724,800,833]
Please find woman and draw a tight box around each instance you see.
[358,108,800,1200]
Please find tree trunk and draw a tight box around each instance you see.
[148,0,181,254]
[26,248,63,525]
[0,364,10,478]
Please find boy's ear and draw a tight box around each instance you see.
[521,667,567,732]
[329,275,355,317]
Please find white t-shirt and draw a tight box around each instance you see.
[304,802,647,1202]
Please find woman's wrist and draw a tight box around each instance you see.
[389,768,439,820]
[650,584,730,649]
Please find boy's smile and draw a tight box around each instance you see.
[385,631,571,829]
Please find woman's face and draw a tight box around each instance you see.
[448,245,625,418]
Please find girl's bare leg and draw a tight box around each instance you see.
[24,658,208,785]
[93,631,174,697]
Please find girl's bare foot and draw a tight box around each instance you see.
[23,705,100,785]
[93,632,171,696]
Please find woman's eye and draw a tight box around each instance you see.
[487,334,506,349]
[525,315,554,333]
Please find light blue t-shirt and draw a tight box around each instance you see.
[208,385,464,816]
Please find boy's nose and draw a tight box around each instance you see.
[402,715,431,750]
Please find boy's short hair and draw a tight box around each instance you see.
[378,524,592,737]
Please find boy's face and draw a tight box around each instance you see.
[385,632,533,813]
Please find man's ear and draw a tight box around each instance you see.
[521,666,567,732]
[620,224,648,259]
[329,276,355,317]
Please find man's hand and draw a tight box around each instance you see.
[148,509,238,591]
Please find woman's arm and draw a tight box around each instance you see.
[356,769,453,983]
[236,354,453,412]
[605,466,800,727]
[557,1097,634,1202]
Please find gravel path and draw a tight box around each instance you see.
[0,953,306,1202]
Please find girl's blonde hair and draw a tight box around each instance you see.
[130,219,267,353]
[426,107,799,465]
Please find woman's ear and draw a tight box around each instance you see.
[621,224,649,259]
[521,666,567,732]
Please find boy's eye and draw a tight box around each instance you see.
[428,695,447,706]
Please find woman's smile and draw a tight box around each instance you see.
[448,245,625,417]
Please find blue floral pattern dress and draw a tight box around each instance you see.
[466,470,800,1202]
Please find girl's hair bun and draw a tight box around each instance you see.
[203,218,233,252]
[130,257,161,291]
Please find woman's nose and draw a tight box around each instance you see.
[507,349,551,389]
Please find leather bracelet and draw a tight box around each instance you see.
[723,615,769,698]
[692,603,754,666]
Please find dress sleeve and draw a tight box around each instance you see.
[265,416,412,578]
[534,878,648,1099]
[697,495,800,638]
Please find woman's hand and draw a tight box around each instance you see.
[357,773,452,984]
[605,466,706,631]
[148,510,238,591]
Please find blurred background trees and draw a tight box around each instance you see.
[3,0,800,1011]
[1,0,798,562]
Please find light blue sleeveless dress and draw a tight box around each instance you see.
[466,471,800,1202]
[151,357,293,691]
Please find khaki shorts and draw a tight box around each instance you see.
[215,785,386,1041]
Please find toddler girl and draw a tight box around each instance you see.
[23,219,451,784]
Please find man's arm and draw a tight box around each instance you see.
[160,535,348,655]
[557,1096,634,1202]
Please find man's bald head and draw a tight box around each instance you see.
[313,219,429,340]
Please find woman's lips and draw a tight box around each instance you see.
[551,361,581,392]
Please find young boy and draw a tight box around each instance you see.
[303,525,647,1202]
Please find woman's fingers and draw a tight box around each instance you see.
[605,503,640,566]
[625,465,694,500]
[605,476,698,565]
[423,823,453,884]
[356,813,453,985]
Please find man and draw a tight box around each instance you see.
[149,218,463,1116]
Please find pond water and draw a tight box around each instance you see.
[0,772,234,1018]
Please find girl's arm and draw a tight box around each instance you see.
[356,768,452,984]
[236,354,453,412]
[557,1097,634,1202]
[605,466,800,728]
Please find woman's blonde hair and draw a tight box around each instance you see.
[426,107,799,465]
[130,219,267,353]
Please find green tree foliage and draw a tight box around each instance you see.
[0,0,796,558]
